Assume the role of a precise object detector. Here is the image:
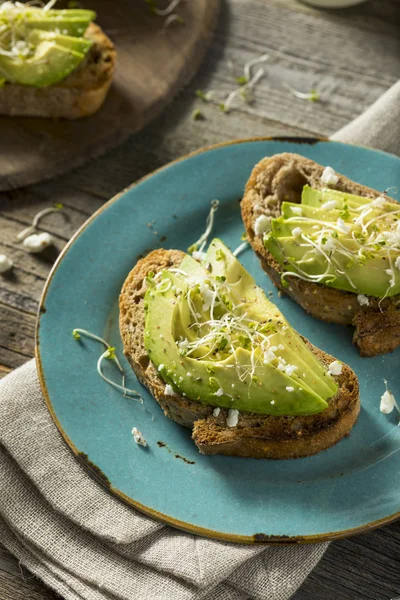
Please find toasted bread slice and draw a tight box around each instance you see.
[119,248,360,459]
[241,152,400,357]
[0,23,115,119]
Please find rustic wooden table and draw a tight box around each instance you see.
[1,1,399,598]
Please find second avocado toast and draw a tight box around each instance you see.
[120,239,359,459]
[242,153,400,356]
[0,2,115,118]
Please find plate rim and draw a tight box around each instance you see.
[36,136,400,544]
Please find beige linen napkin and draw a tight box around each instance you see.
[0,80,399,600]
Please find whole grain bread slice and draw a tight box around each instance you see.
[0,23,115,119]
[119,248,360,459]
[241,152,400,357]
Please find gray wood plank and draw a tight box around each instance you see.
[0,545,58,600]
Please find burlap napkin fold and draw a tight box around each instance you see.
[0,80,399,600]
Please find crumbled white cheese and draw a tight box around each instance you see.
[395,256,400,271]
[286,386,294,392]
[227,408,239,427]
[23,232,54,253]
[321,199,337,210]
[382,226,400,247]
[158,364,165,372]
[131,427,147,447]
[292,227,302,238]
[380,381,399,416]
[328,360,342,376]
[270,400,275,405]
[215,387,224,397]
[385,269,396,287]
[357,294,369,307]
[284,364,298,376]
[291,206,302,216]
[380,390,396,414]
[321,166,339,186]
[254,215,270,235]
[177,338,189,353]
[322,237,336,252]
[164,384,175,396]
[192,250,206,262]
[336,218,350,234]
[213,407,220,417]
[278,344,285,350]
[263,348,276,364]
[0,254,13,273]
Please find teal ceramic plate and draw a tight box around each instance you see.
[37,138,400,543]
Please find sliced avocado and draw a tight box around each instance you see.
[281,202,304,219]
[300,185,399,214]
[266,184,400,299]
[29,28,92,54]
[265,232,399,296]
[204,240,336,398]
[38,9,96,20]
[301,185,370,209]
[144,240,338,416]
[24,17,92,37]
[0,41,84,87]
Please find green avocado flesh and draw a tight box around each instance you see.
[264,185,400,298]
[29,29,92,54]
[144,239,338,416]
[0,5,95,87]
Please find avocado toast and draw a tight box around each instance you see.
[242,153,400,357]
[119,239,359,459]
[0,2,115,118]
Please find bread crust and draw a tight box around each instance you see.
[119,248,360,459]
[0,23,115,119]
[241,152,400,356]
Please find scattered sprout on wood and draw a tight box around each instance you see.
[280,81,320,102]
[195,50,321,118]
[235,76,248,86]
[192,108,204,120]
[163,13,184,29]
[146,0,183,16]
[196,89,214,102]
[16,205,63,242]
[243,53,271,81]
[222,67,264,113]
[23,232,54,253]
[0,254,13,274]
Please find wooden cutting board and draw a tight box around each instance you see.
[0,0,219,191]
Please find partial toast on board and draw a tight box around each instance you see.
[0,23,115,119]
